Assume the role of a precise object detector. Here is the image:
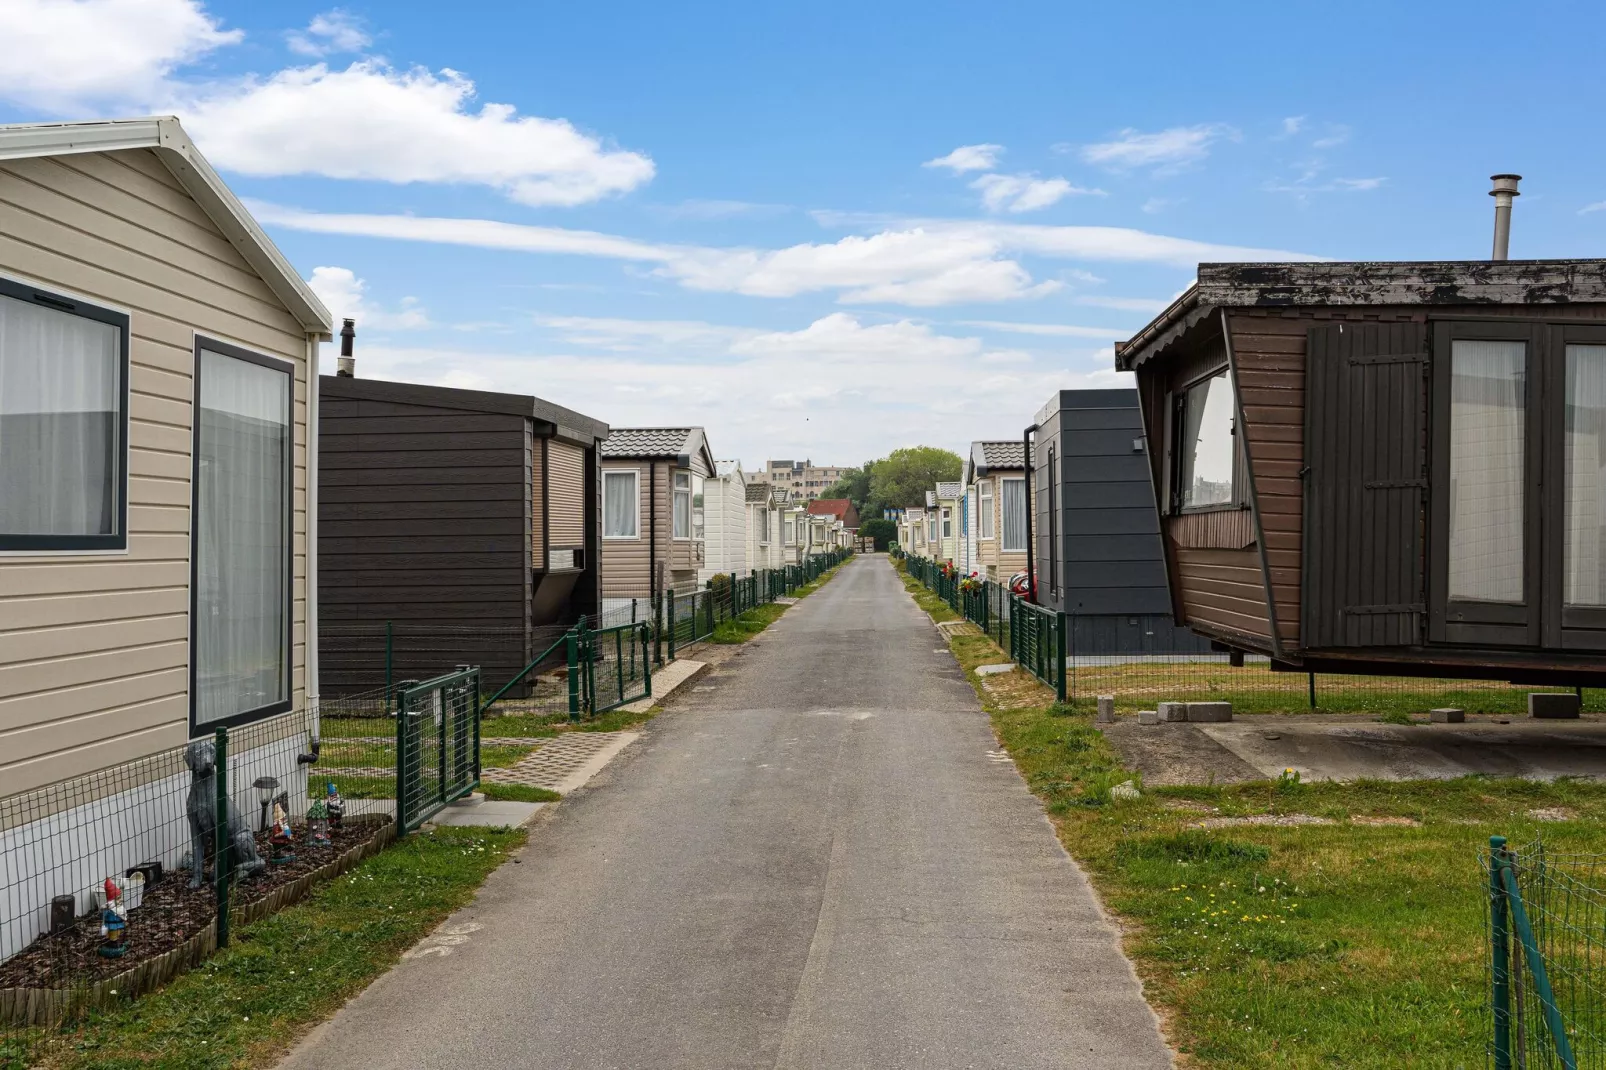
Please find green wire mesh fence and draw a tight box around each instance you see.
[1485,837,1601,1069]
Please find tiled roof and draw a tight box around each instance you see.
[935,481,963,499]
[974,440,1025,470]
[807,498,852,518]
[600,427,695,458]
[745,482,772,503]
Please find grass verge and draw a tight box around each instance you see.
[710,602,788,644]
[5,826,525,1070]
[478,783,562,803]
[917,583,1606,1068]
[891,558,959,622]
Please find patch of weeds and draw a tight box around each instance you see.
[710,603,787,644]
[1119,831,1271,866]
[480,742,541,769]
[1376,709,1418,726]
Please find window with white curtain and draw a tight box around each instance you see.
[941,508,952,539]
[1448,339,1526,603]
[1001,477,1027,551]
[603,470,638,538]
[785,519,794,544]
[978,481,994,539]
[673,471,691,539]
[1567,344,1606,605]
[0,283,127,551]
[758,508,770,544]
[192,341,291,729]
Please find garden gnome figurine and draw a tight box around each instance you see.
[325,781,344,831]
[307,798,331,847]
[268,802,295,864]
[99,878,128,958]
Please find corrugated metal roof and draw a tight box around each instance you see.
[599,428,695,458]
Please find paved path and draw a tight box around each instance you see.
[281,556,1172,1069]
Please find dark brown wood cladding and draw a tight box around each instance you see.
[1174,547,1272,645]
[318,383,531,693]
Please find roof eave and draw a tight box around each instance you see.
[0,117,334,339]
[1114,283,1201,373]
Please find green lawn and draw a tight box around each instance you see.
[931,606,1606,1067]
[3,826,525,1070]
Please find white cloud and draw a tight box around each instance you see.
[178,61,654,206]
[1081,124,1235,173]
[1312,125,1351,149]
[351,312,1109,463]
[287,9,370,57]
[306,266,428,330]
[0,0,240,110]
[258,203,1319,307]
[970,173,1101,213]
[651,199,789,221]
[957,320,1132,339]
[1581,201,1606,215]
[1265,170,1386,198]
[1141,196,1181,214]
[1280,116,1306,136]
[924,144,1004,174]
[534,314,756,352]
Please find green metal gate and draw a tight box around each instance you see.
[583,620,653,714]
[396,666,481,833]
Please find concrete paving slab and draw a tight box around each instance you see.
[481,731,639,793]
[430,800,548,827]
[619,658,706,713]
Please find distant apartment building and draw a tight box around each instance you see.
[749,459,849,502]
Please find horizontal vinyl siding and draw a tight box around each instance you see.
[600,461,653,598]
[0,148,312,794]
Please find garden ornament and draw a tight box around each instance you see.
[99,877,128,958]
[269,801,295,863]
[183,740,266,889]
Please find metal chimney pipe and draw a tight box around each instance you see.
[1489,174,1521,261]
[336,318,355,377]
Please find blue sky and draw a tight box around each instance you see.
[3,0,1603,468]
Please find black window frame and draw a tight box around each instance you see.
[0,275,130,553]
[1427,318,1606,652]
[188,335,296,736]
[1170,364,1242,515]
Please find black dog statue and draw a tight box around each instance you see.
[184,740,267,888]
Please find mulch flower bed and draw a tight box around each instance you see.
[0,817,389,995]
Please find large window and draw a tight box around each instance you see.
[603,470,638,538]
[1448,340,1527,603]
[1567,344,1606,606]
[1001,477,1027,551]
[978,480,994,539]
[1176,370,1236,509]
[0,281,128,551]
[192,340,291,730]
[941,508,952,539]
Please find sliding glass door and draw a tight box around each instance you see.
[191,339,293,731]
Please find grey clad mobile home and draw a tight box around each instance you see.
[1032,389,1210,654]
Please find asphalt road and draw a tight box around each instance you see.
[280,556,1172,1069]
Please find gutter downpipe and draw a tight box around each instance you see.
[649,460,658,619]
[1022,423,1038,603]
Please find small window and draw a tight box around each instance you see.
[673,471,691,539]
[192,339,292,731]
[941,508,953,539]
[692,474,705,542]
[978,481,994,540]
[0,281,129,551]
[1001,477,1027,552]
[927,517,937,542]
[603,470,638,538]
[1176,370,1236,510]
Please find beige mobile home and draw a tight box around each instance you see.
[598,428,716,616]
[0,118,331,796]
[966,440,1029,582]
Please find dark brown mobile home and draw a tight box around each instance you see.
[318,374,608,693]
[1115,259,1606,683]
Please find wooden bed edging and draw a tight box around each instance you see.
[1,814,396,1028]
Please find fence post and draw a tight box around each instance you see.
[438,679,448,810]
[1308,672,1317,709]
[395,685,409,836]
[642,622,653,698]
[472,678,482,786]
[667,589,677,661]
[213,725,232,948]
[1490,835,1513,1070]
[653,591,664,665]
[1055,611,1068,703]
[385,620,393,697]
[566,627,581,722]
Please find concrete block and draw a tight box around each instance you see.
[1430,707,1465,724]
[1137,709,1160,726]
[1095,695,1115,724]
[1187,701,1233,723]
[1530,693,1581,719]
[1158,701,1189,723]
